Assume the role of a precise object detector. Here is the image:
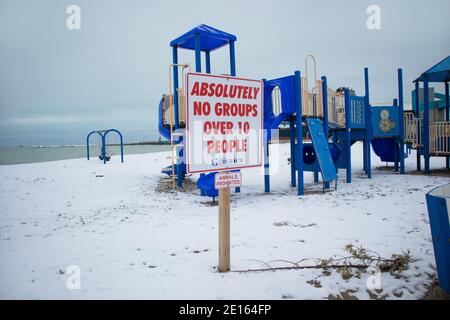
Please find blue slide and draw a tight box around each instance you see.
[372,138,408,163]
[263,76,296,135]
[371,138,398,162]
[306,118,338,182]
[158,98,170,140]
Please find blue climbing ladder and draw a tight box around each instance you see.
[306,118,338,183]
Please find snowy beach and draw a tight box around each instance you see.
[0,142,448,300]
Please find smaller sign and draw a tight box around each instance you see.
[214,172,242,189]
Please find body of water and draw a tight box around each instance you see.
[0,145,170,165]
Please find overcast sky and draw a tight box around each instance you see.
[0,0,449,145]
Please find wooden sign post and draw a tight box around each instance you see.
[215,172,242,272]
[218,186,231,272]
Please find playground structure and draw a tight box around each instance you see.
[86,129,124,164]
[263,63,406,195]
[157,25,447,197]
[405,56,450,173]
[158,25,239,196]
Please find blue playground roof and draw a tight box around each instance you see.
[415,55,450,83]
[170,24,237,52]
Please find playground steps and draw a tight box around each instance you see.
[306,118,338,183]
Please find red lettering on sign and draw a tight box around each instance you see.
[193,101,211,116]
[253,87,260,99]
[186,73,263,174]
[200,82,209,96]
[203,121,233,135]
[190,82,200,96]
[208,83,216,97]
[206,139,248,154]
[242,86,249,99]
[190,81,261,100]
[214,103,258,117]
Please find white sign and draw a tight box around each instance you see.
[214,172,242,189]
[185,73,263,174]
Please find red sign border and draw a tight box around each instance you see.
[185,72,264,174]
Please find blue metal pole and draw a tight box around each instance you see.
[86,134,91,160]
[393,98,399,172]
[414,82,420,115]
[364,68,370,103]
[289,118,296,187]
[344,89,352,183]
[194,34,202,72]
[364,68,372,178]
[205,51,211,74]
[264,134,270,193]
[263,79,270,193]
[229,41,236,76]
[362,70,368,174]
[398,69,405,174]
[445,82,449,169]
[119,132,124,163]
[362,79,367,174]
[322,76,330,189]
[424,79,430,173]
[322,76,329,136]
[102,133,106,164]
[295,71,304,195]
[446,82,449,122]
[415,81,421,171]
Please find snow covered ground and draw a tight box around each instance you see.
[0,142,448,300]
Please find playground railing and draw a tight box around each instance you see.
[315,80,323,118]
[430,121,450,155]
[301,78,323,118]
[404,112,415,143]
[162,94,173,126]
[327,89,345,127]
[404,114,423,148]
[349,96,365,129]
[162,91,186,127]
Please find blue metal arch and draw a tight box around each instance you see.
[104,129,124,164]
[86,129,124,164]
[86,131,104,161]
